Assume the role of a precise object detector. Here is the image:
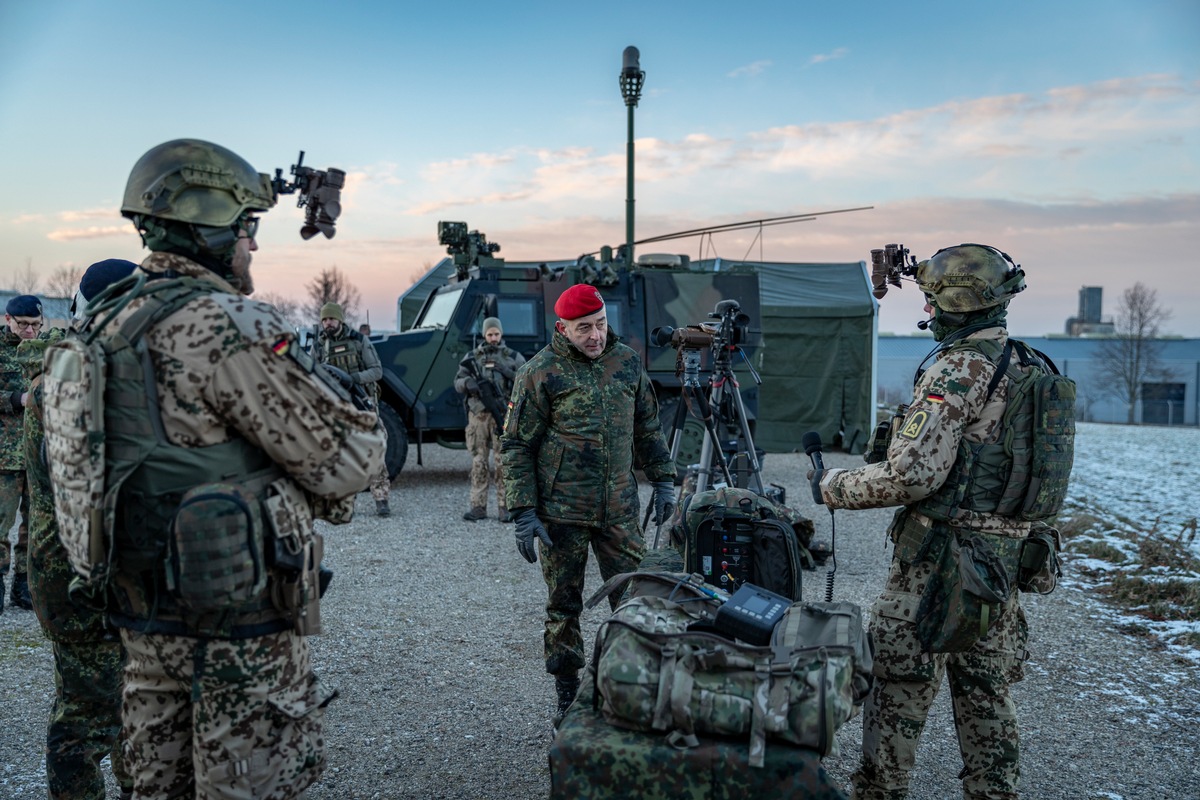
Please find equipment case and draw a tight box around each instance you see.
[548,670,849,800]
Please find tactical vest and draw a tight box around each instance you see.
[319,328,379,400]
[915,337,1076,523]
[94,278,288,636]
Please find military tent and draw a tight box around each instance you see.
[695,259,877,454]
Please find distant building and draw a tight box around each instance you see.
[877,335,1200,426]
[1065,285,1114,336]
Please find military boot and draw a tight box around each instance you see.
[499,507,513,524]
[10,572,32,610]
[376,499,391,517]
[463,507,487,522]
[554,673,581,724]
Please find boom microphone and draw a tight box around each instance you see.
[802,431,825,504]
[917,317,933,330]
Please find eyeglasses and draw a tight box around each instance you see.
[11,319,41,331]
[236,215,261,240]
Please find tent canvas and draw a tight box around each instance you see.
[698,259,877,454]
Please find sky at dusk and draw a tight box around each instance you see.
[1,0,1197,336]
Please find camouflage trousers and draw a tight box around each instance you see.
[540,519,645,675]
[47,638,131,800]
[465,410,505,514]
[0,469,28,575]
[120,628,335,800]
[369,425,391,503]
[851,553,1028,800]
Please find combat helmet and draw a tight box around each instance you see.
[122,139,276,252]
[915,244,1026,313]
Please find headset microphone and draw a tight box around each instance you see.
[917,317,933,330]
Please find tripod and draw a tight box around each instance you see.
[652,340,764,547]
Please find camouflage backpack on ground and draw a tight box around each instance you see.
[668,486,814,599]
[589,577,873,768]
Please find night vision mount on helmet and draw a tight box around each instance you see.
[122,139,344,245]
[869,242,1026,313]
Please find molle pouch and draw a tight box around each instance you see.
[1018,523,1062,594]
[889,510,934,566]
[263,479,324,636]
[166,483,267,613]
[914,533,1011,654]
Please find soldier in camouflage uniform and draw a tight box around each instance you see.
[0,293,42,611]
[51,139,385,800]
[454,316,525,522]
[23,259,137,800]
[812,245,1041,800]
[314,301,393,516]
[501,283,676,717]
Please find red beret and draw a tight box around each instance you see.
[555,284,605,320]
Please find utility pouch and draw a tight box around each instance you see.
[1017,523,1062,594]
[263,478,323,636]
[165,483,267,613]
[913,531,1013,654]
[889,509,934,566]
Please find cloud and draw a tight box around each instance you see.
[727,60,772,78]
[47,225,135,241]
[808,47,848,66]
[60,207,119,222]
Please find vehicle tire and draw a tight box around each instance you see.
[657,396,706,484]
[378,401,409,479]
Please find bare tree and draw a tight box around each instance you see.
[10,258,40,294]
[1096,282,1173,423]
[301,266,362,322]
[44,265,85,298]
[256,291,308,332]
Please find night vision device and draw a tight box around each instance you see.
[869,243,919,300]
[272,151,344,240]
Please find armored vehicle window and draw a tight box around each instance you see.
[416,286,463,329]
[605,299,624,337]
[494,299,540,337]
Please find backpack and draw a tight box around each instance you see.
[669,486,813,599]
[589,577,873,767]
[42,275,246,587]
[917,338,1076,523]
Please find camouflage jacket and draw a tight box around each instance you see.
[0,328,30,470]
[99,253,386,635]
[315,323,382,397]
[820,326,1031,537]
[453,340,526,416]
[21,332,112,641]
[501,328,674,525]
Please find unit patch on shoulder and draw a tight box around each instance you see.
[898,409,930,440]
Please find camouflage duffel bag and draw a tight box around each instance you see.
[592,593,872,767]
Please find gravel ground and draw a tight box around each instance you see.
[2,446,1198,799]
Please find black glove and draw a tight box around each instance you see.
[514,508,553,563]
[494,363,515,380]
[806,468,825,505]
[651,480,676,525]
[322,364,371,411]
[463,376,479,394]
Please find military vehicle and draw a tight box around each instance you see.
[371,221,764,478]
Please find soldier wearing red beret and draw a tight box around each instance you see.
[501,283,676,720]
